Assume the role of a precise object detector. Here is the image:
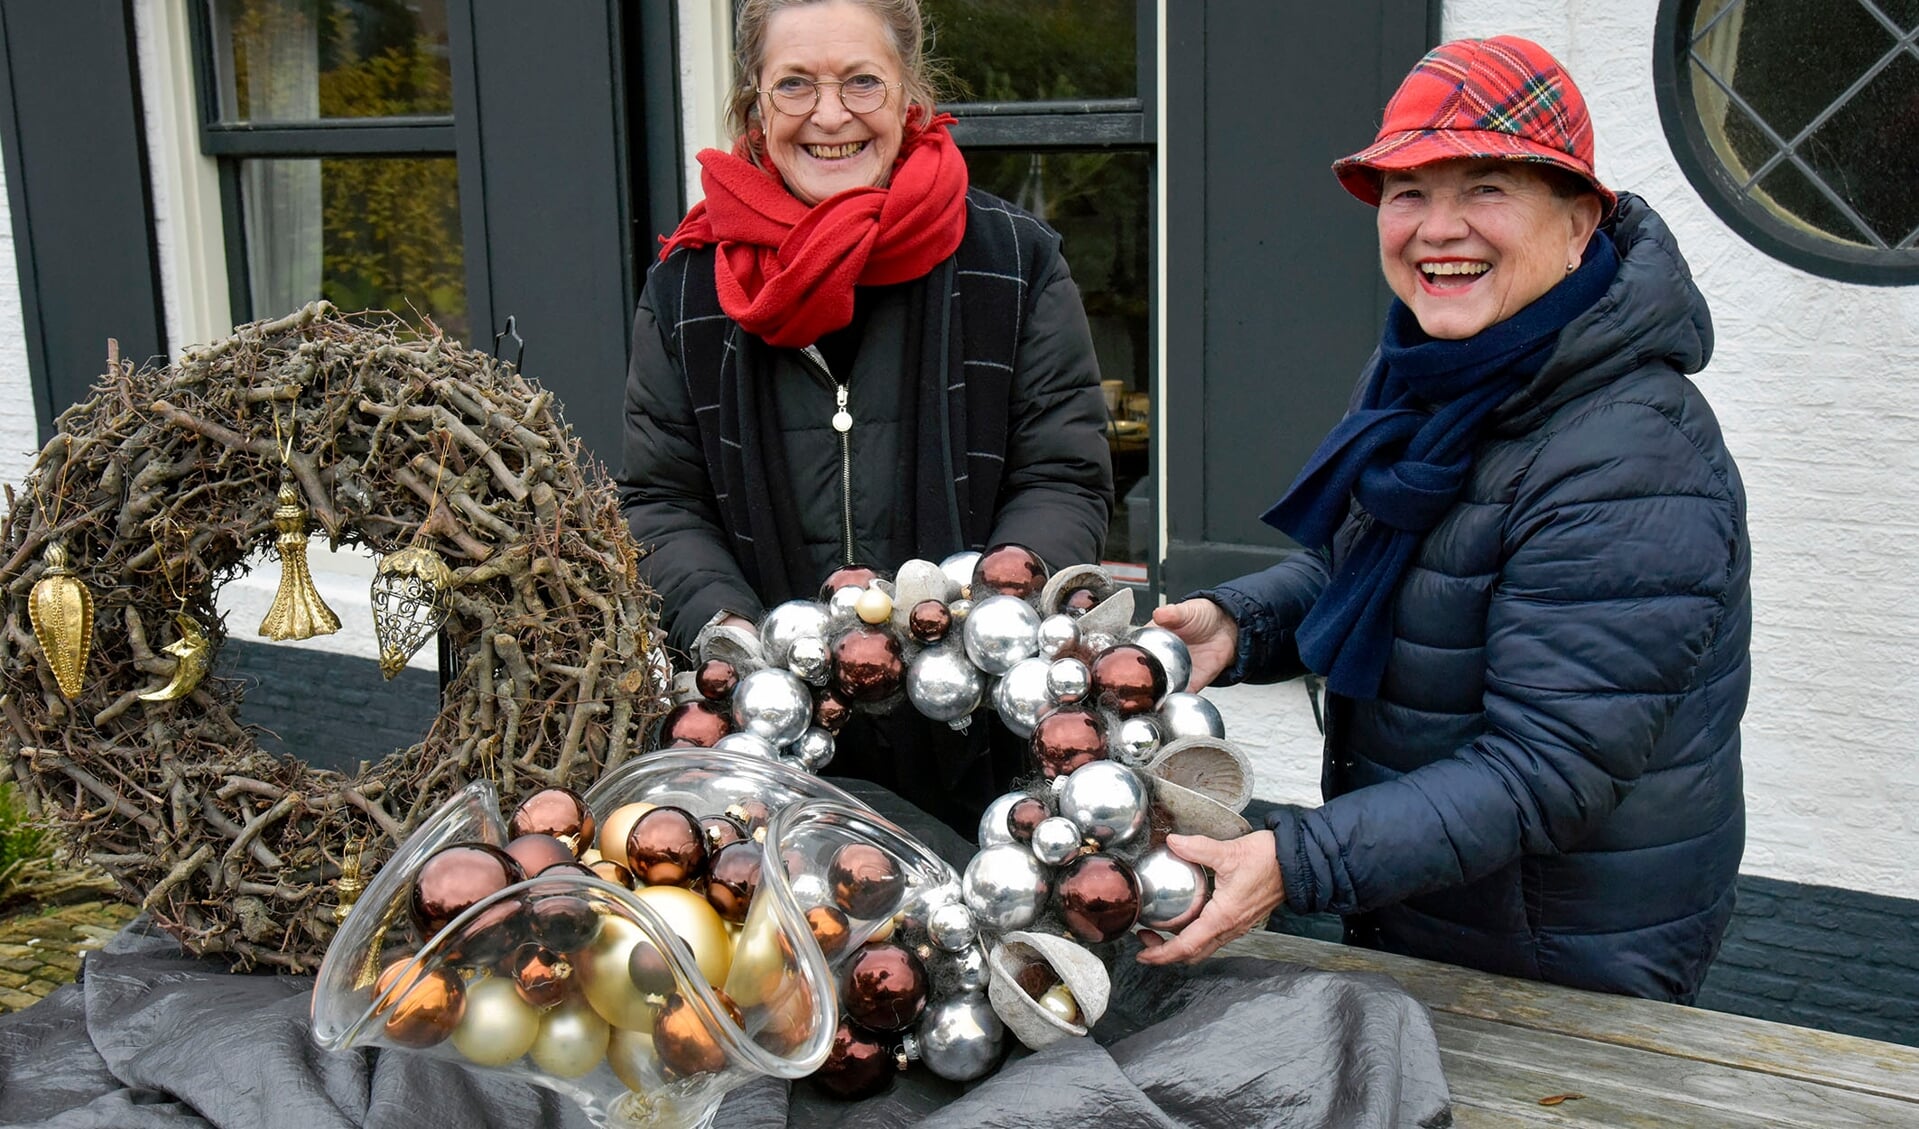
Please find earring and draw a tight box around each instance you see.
[1566,262,1577,273]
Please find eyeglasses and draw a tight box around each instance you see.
[757,73,898,115]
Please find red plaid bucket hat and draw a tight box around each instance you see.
[1333,36,1617,216]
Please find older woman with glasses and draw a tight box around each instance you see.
[620,0,1112,834]
[1140,37,1750,1004]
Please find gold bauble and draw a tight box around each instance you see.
[577,915,662,1031]
[1038,983,1081,1027]
[27,542,93,699]
[607,1026,666,1093]
[451,976,541,1067]
[530,997,611,1079]
[722,915,792,1010]
[634,884,733,988]
[854,587,894,625]
[596,802,656,868]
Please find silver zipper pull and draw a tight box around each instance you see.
[832,384,852,433]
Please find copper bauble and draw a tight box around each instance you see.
[842,942,928,1033]
[815,1018,896,1099]
[806,904,852,959]
[657,700,734,748]
[509,942,574,1008]
[971,544,1048,599]
[1030,707,1109,779]
[814,691,853,733]
[694,658,740,701]
[700,814,748,852]
[1008,797,1049,843]
[907,599,953,643]
[819,565,883,600]
[829,842,904,919]
[1090,644,1168,716]
[1062,586,1100,616]
[508,787,596,855]
[654,989,744,1078]
[625,806,709,887]
[589,858,635,887]
[1058,854,1142,944]
[410,842,525,939]
[526,889,600,952]
[505,833,576,878]
[704,841,763,924]
[832,627,905,703]
[376,958,467,1048]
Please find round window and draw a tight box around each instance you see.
[1654,0,1919,285]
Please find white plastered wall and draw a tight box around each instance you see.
[0,153,38,491]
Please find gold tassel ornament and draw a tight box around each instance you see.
[370,545,454,679]
[259,479,341,641]
[28,542,94,699]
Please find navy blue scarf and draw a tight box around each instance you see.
[1262,235,1619,699]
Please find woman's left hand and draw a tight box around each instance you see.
[1134,830,1284,964]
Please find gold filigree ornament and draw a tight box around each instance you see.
[28,542,94,699]
[370,544,454,679]
[259,477,342,641]
[139,612,212,702]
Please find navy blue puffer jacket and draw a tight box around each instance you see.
[1207,195,1749,1003]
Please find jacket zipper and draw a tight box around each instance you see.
[801,345,856,565]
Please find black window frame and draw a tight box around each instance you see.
[1653,0,1919,286]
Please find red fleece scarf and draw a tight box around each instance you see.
[659,114,969,348]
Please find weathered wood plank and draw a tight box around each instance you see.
[1224,932,1919,1103]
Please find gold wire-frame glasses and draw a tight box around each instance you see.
[757,73,899,115]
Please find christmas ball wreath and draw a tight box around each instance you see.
[0,303,671,971]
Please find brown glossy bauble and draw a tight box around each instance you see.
[726,798,772,838]
[907,599,952,643]
[813,691,853,733]
[805,904,852,959]
[819,565,883,600]
[700,814,748,852]
[841,942,928,1033]
[971,543,1048,599]
[1062,586,1101,616]
[526,888,601,952]
[704,841,763,924]
[1090,644,1168,716]
[410,842,525,939]
[654,989,744,1078]
[625,806,709,887]
[1057,854,1143,944]
[509,942,574,1008]
[627,939,677,999]
[694,658,740,701]
[376,958,467,1048]
[832,627,905,703]
[1008,797,1049,843]
[1014,960,1061,1000]
[505,833,576,878]
[657,700,733,748]
[508,787,596,856]
[815,1018,896,1099]
[828,843,904,919]
[1030,707,1109,779]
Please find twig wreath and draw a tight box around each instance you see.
[0,303,671,970]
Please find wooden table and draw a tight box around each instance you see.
[1223,932,1919,1127]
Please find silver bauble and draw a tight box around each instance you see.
[731,667,813,747]
[939,550,982,598]
[1057,760,1151,849]
[1080,631,1119,657]
[1158,692,1228,740]
[789,872,830,908]
[961,844,1050,932]
[1045,657,1091,705]
[977,792,1023,850]
[992,657,1054,738]
[948,598,974,623]
[1128,624,1194,699]
[1135,846,1210,931]
[1035,614,1080,661]
[915,993,1005,1082]
[826,584,864,629]
[961,595,1041,676]
[1115,715,1163,765]
[926,901,979,952]
[950,942,990,993]
[715,730,780,760]
[787,635,832,685]
[1030,816,1084,866]
[760,601,832,670]
[906,646,985,722]
[792,725,837,772]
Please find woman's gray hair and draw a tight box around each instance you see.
[725,0,949,164]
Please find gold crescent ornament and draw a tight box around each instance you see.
[259,480,341,641]
[138,612,211,702]
[28,542,94,699]
[370,545,454,679]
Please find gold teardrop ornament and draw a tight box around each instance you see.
[28,542,94,699]
[370,545,454,679]
[259,481,341,641]
[139,612,212,702]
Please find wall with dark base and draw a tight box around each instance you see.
[219,641,439,777]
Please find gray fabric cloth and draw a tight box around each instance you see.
[0,783,1450,1128]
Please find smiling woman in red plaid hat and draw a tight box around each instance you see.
[1141,37,1752,1004]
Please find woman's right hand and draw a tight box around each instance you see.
[1150,599,1240,691]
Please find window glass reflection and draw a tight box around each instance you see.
[209,0,452,122]
[925,0,1136,101]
